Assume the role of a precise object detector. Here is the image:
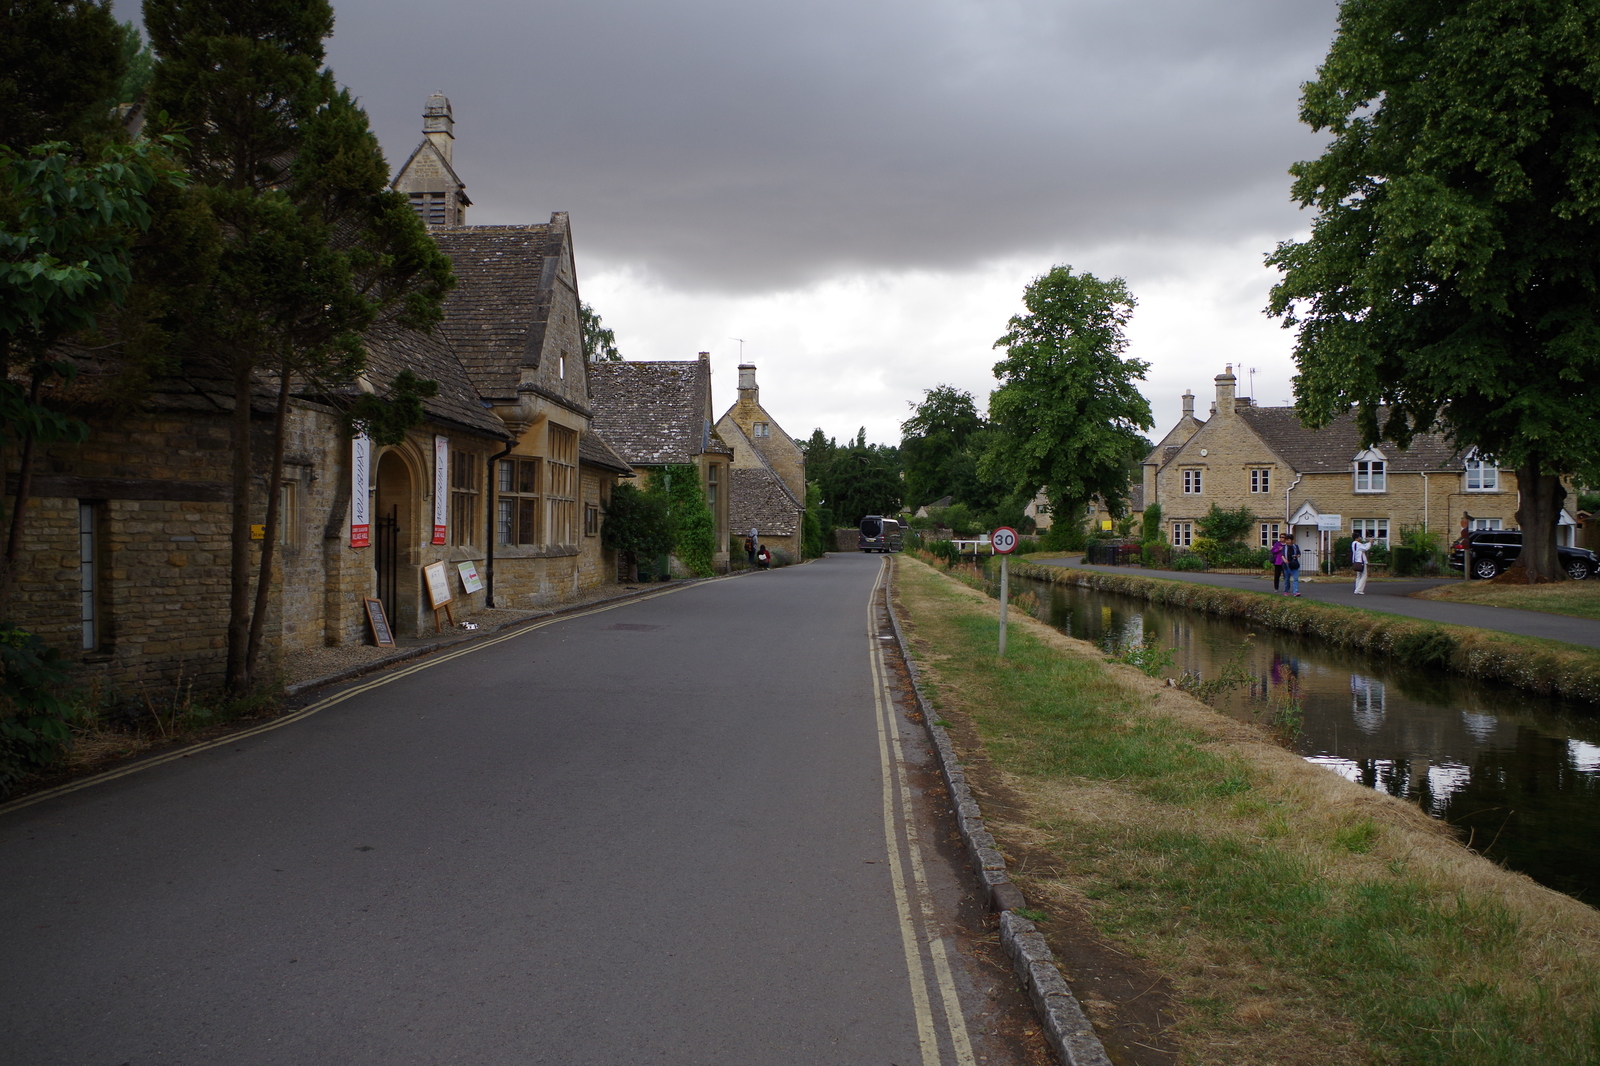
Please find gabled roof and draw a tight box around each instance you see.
[730,467,803,535]
[588,359,721,466]
[393,139,472,206]
[430,223,568,399]
[579,429,633,474]
[1237,407,1465,473]
[361,322,508,439]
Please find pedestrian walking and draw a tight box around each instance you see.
[1283,534,1301,596]
[1351,532,1370,594]
[1270,536,1286,591]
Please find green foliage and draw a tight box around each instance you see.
[652,465,715,578]
[1140,501,1164,544]
[984,265,1154,523]
[1196,504,1257,546]
[0,624,78,796]
[115,21,155,108]
[900,384,988,511]
[1106,640,1176,678]
[812,428,901,522]
[1172,551,1208,572]
[0,0,125,153]
[1266,0,1600,578]
[579,301,621,362]
[601,481,674,562]
[1039,512,1088,553]
[801,481,829,559]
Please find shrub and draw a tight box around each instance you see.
[1140,501,1164,544]
[1172,551,1208,572]
[0,626,79,797]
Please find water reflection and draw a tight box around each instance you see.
[1000,572,1600,901]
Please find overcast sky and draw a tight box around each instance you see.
[125,0,1344,445]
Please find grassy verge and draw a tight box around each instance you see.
[1417,579,1600,622]
[1010,559,1600,705]
[895,555,1600,1066]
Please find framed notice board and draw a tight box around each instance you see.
[364,597,394,648]
[423,561,453,609]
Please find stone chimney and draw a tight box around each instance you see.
[737,363,758,406]
[1181,390,1194,419]
[423,92,454,165]
[1214,364,1237,417]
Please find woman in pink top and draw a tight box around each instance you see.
[1270,536,1287,592]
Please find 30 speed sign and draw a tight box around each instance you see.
[991,526,1018,554]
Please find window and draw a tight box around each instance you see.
[1250,468,1271,493]
[753,422,770,438]
[559,351,568,380]
[79,502,100,651]
[547,425,577,544]
[498,457,543,545]
[1182,469,1203,494]
[279,481,299,549]
[1469,517,1504,531]
[1465,458,1498,491]
[1351,518,1389,544]
[1171,522,1193,547]
[585,503,600,537]
[1259,522,1281,547]
[450,451,479,546]
[1354,457,1386,492]
[706,462,719,519]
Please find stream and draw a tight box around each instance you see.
[993,571,1600,902]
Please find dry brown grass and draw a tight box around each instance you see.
[895,554,1600,1066]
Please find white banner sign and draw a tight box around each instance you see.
[350,434,371,548]
[1317,514,1343,532]
[433,435,449,545]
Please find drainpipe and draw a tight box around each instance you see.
[1420,470,1429,532]
[1284,472,1303,525]
[484,439,515,607]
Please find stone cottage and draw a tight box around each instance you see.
[713,364,805,561]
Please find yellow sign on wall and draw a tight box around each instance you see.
[1100,520,1114,531]
[250,525,265,540]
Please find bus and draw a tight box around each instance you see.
[858,515,903,553]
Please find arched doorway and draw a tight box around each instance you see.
[374,449,417,634]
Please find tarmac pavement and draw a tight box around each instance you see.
[1040,556,1600,650]
[0,554,1023,1066]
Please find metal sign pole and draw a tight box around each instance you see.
[999,554,1009,657]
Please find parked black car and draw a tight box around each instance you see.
[1447,530,1596,580]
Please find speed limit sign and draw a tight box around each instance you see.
[992,526,1018,554]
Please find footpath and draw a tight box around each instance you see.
[1037,555,1600,651]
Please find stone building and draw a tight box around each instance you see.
[5,95,635,693]
[1140,366,1573,568]
[588,353,733,572]
[392,92,471,227]
[713,364,805,560]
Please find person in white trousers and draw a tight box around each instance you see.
[1351,532,1370,594]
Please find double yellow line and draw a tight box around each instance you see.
[868,560,976,1066]
[0,584,690,818]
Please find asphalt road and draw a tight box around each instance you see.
[0,554,1013,1066]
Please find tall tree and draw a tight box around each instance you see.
[145,0,454,691]
[0,0,125,153]
[900,385,984,510]
[579,302,621,362]
[1267,0,1600,582]
[816,430,901,522]
[984,265,1153,522]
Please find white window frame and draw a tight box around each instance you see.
[1354,452,1387,493]
[1171,521,1193,547]
[1464,456,1499,492]
[1351,518,1390,544]
[1469,518,1504,531]
[753,422,770,438]
[1182,469,1202,495]
[1259,522,1280,547]
[1250,468,1271,494]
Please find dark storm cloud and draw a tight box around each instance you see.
[130,0,1343,289]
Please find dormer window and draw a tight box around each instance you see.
[1465,454,1498,491]
[1354,449,1386,492]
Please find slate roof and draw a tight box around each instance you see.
[579,429,633,474]
[360,321,508,439]
[1237,407,1465,473]
[730,467,803,536]
[430,224,566,399]
[588,360,721,466]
